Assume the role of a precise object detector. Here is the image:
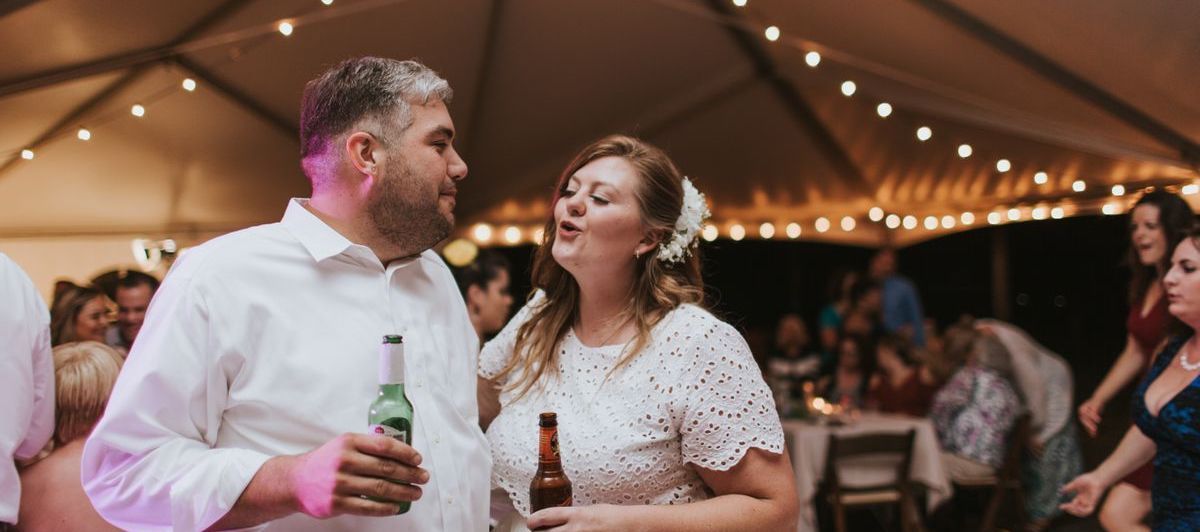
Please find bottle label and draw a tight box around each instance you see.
[371,417,412,444]
[539,427,560,463]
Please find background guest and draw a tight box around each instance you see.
[929,322,1020,484]
[18,341,123,531]
[93,271,159,352]
[454,250,515,343]
[869,248,926,348]
[48,284,110,347]
[818,269,860,358]
[1075,190,1193,531]
[819,335,870,409]
[767,313,821,411]
[976,319,1082,530]
[865,334,938,417]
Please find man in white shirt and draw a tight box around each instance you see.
[0,253,55,531]
[82,57,491,531]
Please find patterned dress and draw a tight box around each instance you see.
[1132,335,1200,531]
[930,366,1020,468]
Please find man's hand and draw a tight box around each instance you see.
[289,433,429,518]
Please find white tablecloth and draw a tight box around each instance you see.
[785,413,952,532]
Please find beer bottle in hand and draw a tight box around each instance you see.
[529,412,572,512]
[368,334,414,514]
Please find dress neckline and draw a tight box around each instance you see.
[1144,336,1200,419]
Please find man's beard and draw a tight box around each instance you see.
[366,160,453,253]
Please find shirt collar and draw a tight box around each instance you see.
[280,198,356,263]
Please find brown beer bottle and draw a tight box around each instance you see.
[529,412,572,512]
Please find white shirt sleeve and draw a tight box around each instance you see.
[0,254,54,524]
[81,263,271,531]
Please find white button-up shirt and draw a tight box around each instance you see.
[0,253,54,525]
[82,199,491,531]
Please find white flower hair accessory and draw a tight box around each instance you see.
[657,177,711,264]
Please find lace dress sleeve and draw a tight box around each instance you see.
[677,315,784,471]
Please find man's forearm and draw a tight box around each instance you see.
[207,455,298,531]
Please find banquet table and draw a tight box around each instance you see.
[784,413,952,532]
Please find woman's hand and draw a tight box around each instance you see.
[1077,397,1105,437]
[1059,472,1108,517]
[526,504,629,532]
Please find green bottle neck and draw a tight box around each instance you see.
[378,383,407,393]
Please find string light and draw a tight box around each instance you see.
[1072,180,1086,192]
[815,217,831,233]
[876,103,893,118]
[1112,184,1126,196]
[321,0,334,5]
[941,215,956,229]
[957,144,973,158]
[77,127,91,141]
[729,224,746,241]
[532,227,546,245]
[804,51,821,67]
[840,216,856,231]
[916,127,932,141]
[868,207,884,222]
[130,104,145,117]
[764,26,780,41]
[702,224,719,242]
[1184,184,1200,195]
[472,223,492,243]
[759,222,775,239]
[902,216,918,230]
[960,212,975,225]
[840,81,857,97]
[1051,206,1066,219]
[1007,208,1021,221]
[1032,206,1048,220]
[503,225,521,244]
[996,159,1011,172]
[1102,202,1120,215]
[278,22,295,36]
[785,222,802,239]
[988,212,1003,225]
[1034,171,1049,185]
[885,214,901,229]
[182,78,197,91]
[20,149,34,160]
[923,216,938,230]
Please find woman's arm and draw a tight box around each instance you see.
[477,376,501,432]
[1061,426,1156,517]
[1078,335,1145,436]
[527,447,799,532]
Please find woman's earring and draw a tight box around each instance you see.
[634,249,642,260]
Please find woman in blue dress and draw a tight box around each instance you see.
[1062,229,1200,530]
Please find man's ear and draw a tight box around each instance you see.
[344,131,380,176]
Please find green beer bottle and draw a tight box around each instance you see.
[368,334,414,514]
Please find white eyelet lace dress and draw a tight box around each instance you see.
[480,292,784,528]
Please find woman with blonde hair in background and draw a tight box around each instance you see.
[18,341,123,531]
[478,135,798,531]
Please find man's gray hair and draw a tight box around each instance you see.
[299,57,452,159]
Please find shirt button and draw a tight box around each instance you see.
[433,434,441,444]
[447,496,454,505]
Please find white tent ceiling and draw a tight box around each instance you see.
[2,0,1198,289]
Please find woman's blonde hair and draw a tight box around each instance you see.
[52,341,123,444]
[493,135,705,400]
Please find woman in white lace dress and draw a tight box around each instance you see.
[478,135,798,531]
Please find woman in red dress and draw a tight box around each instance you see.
[1075,190,1193,530]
